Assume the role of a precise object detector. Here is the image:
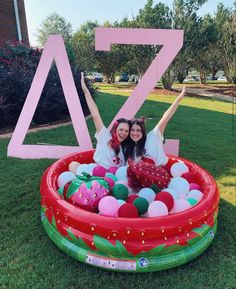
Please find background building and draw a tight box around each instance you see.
[0,0,29,45]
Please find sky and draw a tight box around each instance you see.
[24,0,234,46]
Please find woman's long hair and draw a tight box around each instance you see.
[109,118,130,156]
[124,117,147,161]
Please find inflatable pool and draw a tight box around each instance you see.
[40,150,219,272]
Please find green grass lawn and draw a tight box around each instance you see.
[1,90,235,289]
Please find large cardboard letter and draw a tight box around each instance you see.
[7,35,93,159]
[95,28,184,129]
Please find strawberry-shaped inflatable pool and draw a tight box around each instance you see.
[40,150,219,272]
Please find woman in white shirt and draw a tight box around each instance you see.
[124,86,186,165]
[81,72,130,169]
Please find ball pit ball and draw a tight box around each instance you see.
[133,197,149,215]
[181,172,197,183]
[57,171,76,188]
[168,177,190,195]
[127,194,139,203]
[112,184,129,200]
[170,161,189,177]
[189,183,202,191]
[105,173,118,183]
[108,166,118,175]
[68,161,80,174]
[187,189,203,202]
[104,176,115,189]
[93,165,107,177]
[115,166,128,181]
[57,186,64,196]
[117,199,126,207]
[187,198,198,206]
[161,188,179,200]
[147,201,168,217]
[138,188,156,204]
[118,203,139,218]
[98,196,119,217]
[76,164,90,176]
[86,163,97,175]
[155,191,174,212]
[171,199,192,213]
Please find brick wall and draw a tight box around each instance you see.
[0,0,29,45]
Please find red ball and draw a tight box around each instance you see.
[93,165,107,177]
[181,172,196,183]
[118,203,139,218]
[126,194,139,204]
[104,177,115,189]
[155,191,174,212]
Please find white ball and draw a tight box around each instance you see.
[68,161,80,174]
[170,162,189,177]
[187,190,203,202]
[147,201,168,217]
[57,171,76,188]
[76,164,90,176]
[171,199,192,214]
[117,199,126,208]
[138,188,156,204]
[168,177,190,195]
[115,166,128,181]
[86,163,97,175]
[162,188,179,200]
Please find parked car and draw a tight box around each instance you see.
[217,76,227,81]
[92,72,103,82]
[183,76,199,82]
[119,73,129,82]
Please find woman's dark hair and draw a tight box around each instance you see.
[109,118,130,156]
[123,117,147,161]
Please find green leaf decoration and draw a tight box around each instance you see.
[192,224,211,237]
[85,181,92,190]
[67,229,91,250]
[136,244,166,257]
[93,235,131,257]
[51,216,57,230]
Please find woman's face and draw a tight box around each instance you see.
[130,124,143,142]
[116,122,130,142]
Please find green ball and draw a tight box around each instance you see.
[112,184,128,200]
[187,198,198,206]
[133,197,149,215]
[105,173,118,183]
[57,186,64,196]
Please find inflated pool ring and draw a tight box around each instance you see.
[40,150,219,272]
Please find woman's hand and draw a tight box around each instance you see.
[81,72,89,94]
[178,85,186,100]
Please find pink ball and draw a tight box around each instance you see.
[108,166,118,174]
[147,201,168,217]
[171,199,192,213]
[98,196,119,217]
[104,176,115,189]
[93,165,107,177]
[189,183,201,191]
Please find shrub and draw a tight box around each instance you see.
[0,41,94,129]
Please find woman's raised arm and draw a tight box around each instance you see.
[81,72,104,133]
[156,85,186,135]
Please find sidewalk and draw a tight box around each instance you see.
[173,86,235,102]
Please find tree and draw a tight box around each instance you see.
[214,3,236,83]
[36,13,73,47]
[72,21,98,71]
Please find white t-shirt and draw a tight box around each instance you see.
[145,127,168,165]
[132,127,168,165]
[93,126,125,169]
